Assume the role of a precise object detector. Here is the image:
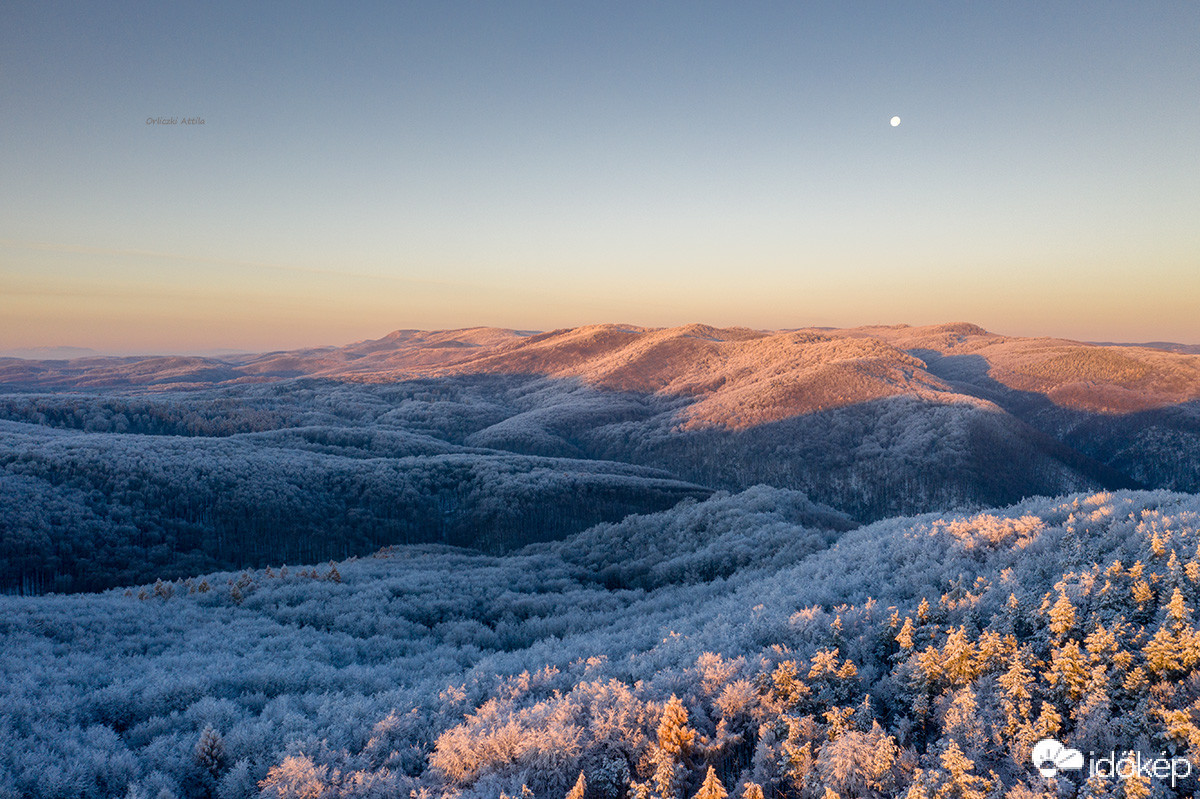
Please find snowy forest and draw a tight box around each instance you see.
[3,324,1200,798]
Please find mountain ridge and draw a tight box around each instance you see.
[6,321,1199,421]
[3,322,1198,549]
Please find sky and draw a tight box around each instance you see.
[1,1,1198,354]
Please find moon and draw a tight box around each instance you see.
[890,116,901,127]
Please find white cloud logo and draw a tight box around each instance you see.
[1032,738,1085,778]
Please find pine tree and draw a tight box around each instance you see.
[1085,624,1120,667]
[658,695,696,757]
[782,734,814,793]
[1166,585,1191,625]
[771,660,808,709]
[194,725,224,778]
[1166,550,1183,588]
[1144,587,1200,676]
[1000,592,1024,636]
[937,739,991,799]
[1120,751,1151,799]
[694,766,727,799]
[653,695,696,799]
[1048,641,1089,702]
[973,630,1007,672]
[1121,665,1148,696]
[942,687,986,760]
[998,650,1034,736]
[903,775,932,799]
[1080,771,1119,798]
[1161,706,1200,752]
[653,758,686,799]
[1033,702,1063,739]
[1186,556,1200,584]
[1049,592,1076,640]
[565,771,586,799]
[1132,579,1154,610]
[740,782,764,799]
[896,617,916,651]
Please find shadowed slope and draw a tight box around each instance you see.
[852,321,1200,413]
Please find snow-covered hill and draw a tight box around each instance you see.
[2,488,1199,797]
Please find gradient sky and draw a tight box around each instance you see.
[2,2,1198,354]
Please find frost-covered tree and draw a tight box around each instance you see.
[193,725,224,778]
[693,767,726,799]
[566,771,586,799]
[651,695,696,799]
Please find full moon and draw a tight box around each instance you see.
[890,116,901,127]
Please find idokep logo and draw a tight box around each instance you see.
[1032,738,1083,778]
[1032,738,1194,788]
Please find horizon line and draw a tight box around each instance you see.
[4,320,1200,360]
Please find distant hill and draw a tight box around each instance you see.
[2,322,1200,593]
[0,345,98,359]
[5,323,1199,417]
[1088,340,1200,355]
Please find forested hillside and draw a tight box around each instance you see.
[0,377,1096,594]
[3,323,1200,796]
[11,319,1200,595]
[0,398,707,593]
[3,489,1199,797]
[3,324,1197,556]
